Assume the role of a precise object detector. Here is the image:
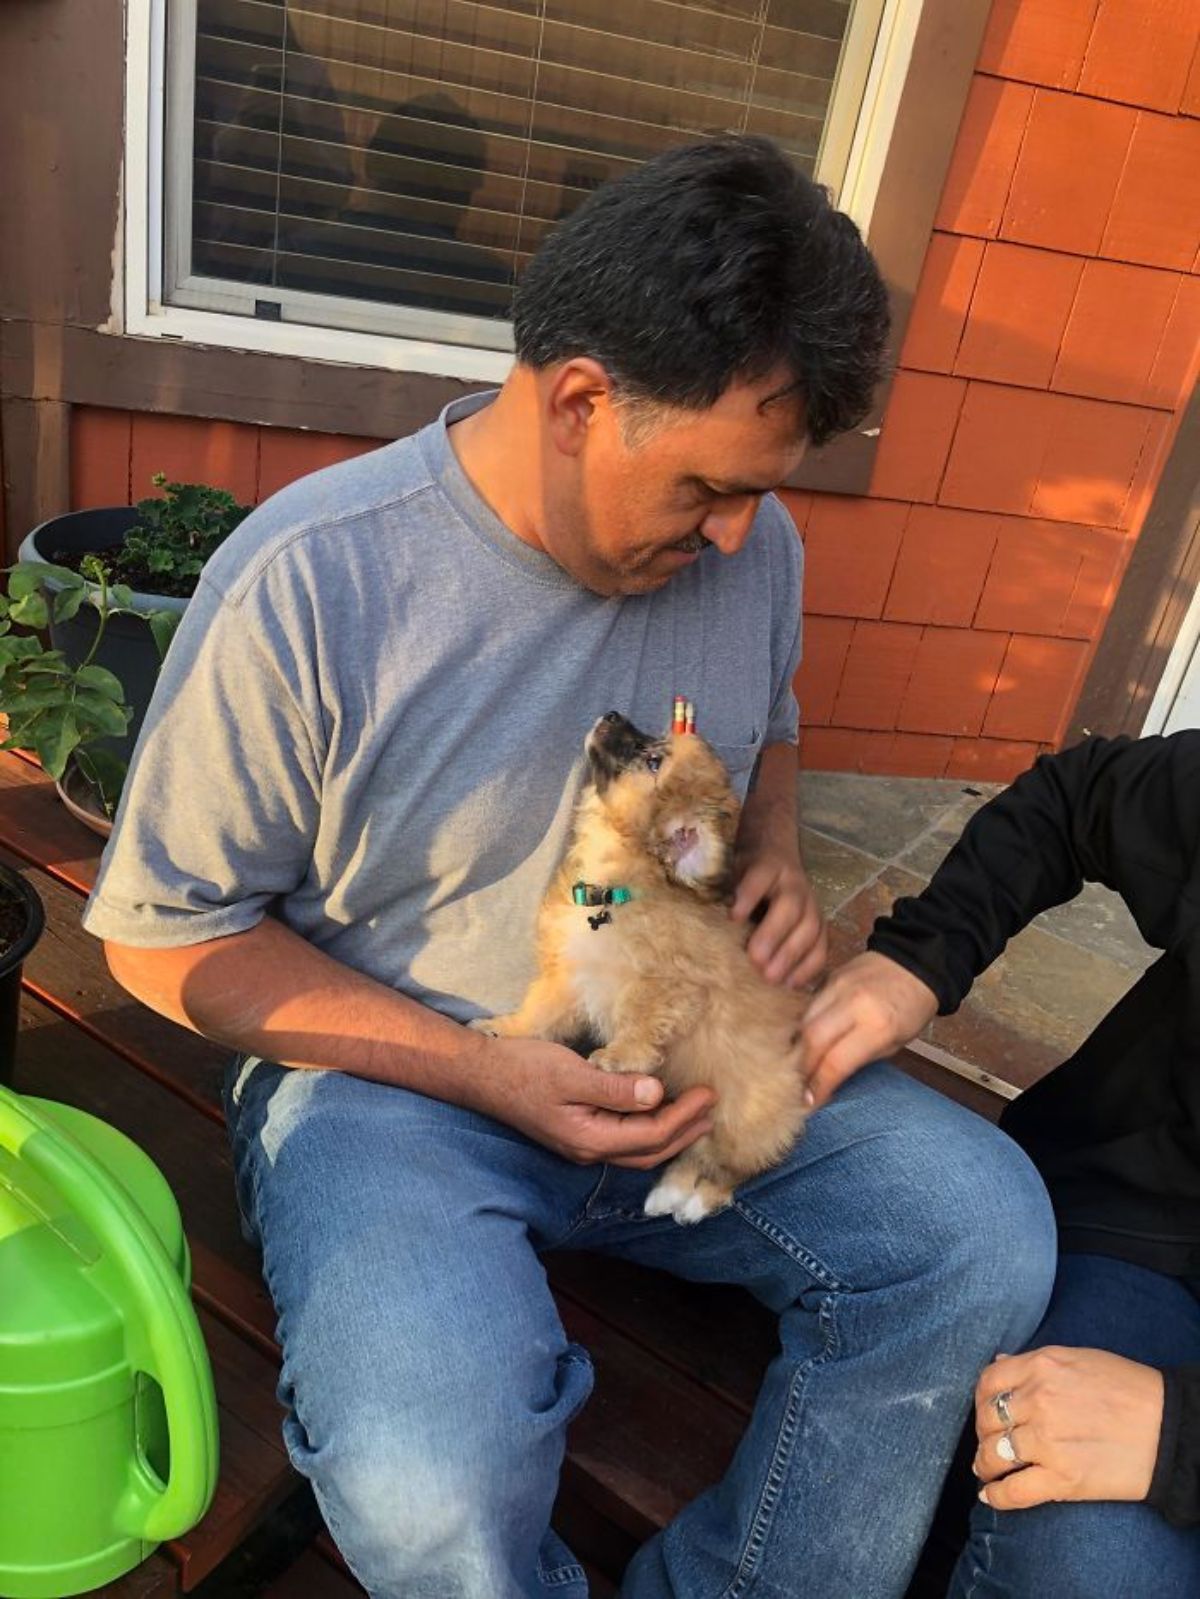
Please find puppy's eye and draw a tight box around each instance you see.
[645,753,663,773]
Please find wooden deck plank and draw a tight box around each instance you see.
[167,1397,293,1592]
[264,1548,365,1598]
[92,1554,179,1597]
[2,843,227,1121]
[558,1301,743,1544]
[549,1252,775,1418]
[13,996,259,1287]
[898,1046,1003,1123]
[188,1236,279,1361]
[0,754,100,893]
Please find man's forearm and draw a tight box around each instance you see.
[104,916,491,1101]
[104,918,721,1168]
[737,741,800,858]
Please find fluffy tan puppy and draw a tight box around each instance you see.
[477,711,809,1223]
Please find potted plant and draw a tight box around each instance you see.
[0,862,44,1085]
[17,475,251,770]
[0,557,176,833]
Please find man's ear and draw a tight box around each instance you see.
[544,358,615,459]
[656,804,736,899]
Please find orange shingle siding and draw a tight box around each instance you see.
[794,0,1199,782]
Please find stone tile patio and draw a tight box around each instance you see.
[797,770,1154,1094]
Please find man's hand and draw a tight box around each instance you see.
[731,848,827,988]
[468,1034,717,1169]
[974,1348,1165,1511]
[797,951,938,1110]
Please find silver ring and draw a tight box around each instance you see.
[992,1389,1014,1428]
[996,1429,1025,1467]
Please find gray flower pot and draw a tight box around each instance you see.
[18,508,189,768]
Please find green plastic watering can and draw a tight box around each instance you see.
[0,1086,218,1597]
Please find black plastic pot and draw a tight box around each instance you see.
[18,508,189,767]
[0,863,45,1086]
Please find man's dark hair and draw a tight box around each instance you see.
[512,136,889,447]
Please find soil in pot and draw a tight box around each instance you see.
[48,543,196,600]
[0,890,28,956]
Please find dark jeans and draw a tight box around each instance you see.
[948,1253,1200,1599]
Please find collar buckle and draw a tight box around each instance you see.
[571,880,633,910]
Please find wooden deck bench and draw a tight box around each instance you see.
[0,750,1004,1597]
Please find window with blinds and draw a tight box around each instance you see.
[165,0,882,351]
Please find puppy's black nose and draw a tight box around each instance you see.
[587,713,652,780]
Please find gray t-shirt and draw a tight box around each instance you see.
[83,394,804,1022]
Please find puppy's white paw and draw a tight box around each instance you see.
[678,1191,715,1224]
[589,1044,651,1075]
[644,1180,715,1224]
[644,1180,690,1218]
[467,1016,501,1036]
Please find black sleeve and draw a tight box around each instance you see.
[867,732,1200,1015]
[1147,1364,1200,1528]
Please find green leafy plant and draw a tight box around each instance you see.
[105,474,251,598]
[0,557,180,816]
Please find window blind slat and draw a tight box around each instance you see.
[544,0,760,59]
[194,199,515,282]
[195,236,514,317]
[767,0,851,34]
[276,251,515,317]
[197,161,523,254]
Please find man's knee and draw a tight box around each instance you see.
[319,1444,514,1594]
[760,1068,1057,1337]
[289,1349,593,1592]
[909,1110,1056,1318]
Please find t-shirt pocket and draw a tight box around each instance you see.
[706,736,764,802]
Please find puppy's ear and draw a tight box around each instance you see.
[655,803,737,899]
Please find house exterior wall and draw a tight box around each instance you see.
[51,2,1200,780]
[787,0,1200,780]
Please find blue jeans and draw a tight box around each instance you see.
[223,1058,1055,1599]
[948,1253,1200,1599]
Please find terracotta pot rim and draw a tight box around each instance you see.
[56,761,115,840]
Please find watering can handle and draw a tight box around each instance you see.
[0,1089,218,1541]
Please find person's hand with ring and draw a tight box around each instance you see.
[972,1347,1166,1511]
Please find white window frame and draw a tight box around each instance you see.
[1143,583,1200,736]
[123,0,925,384]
